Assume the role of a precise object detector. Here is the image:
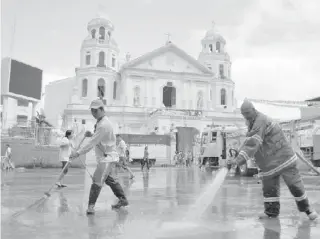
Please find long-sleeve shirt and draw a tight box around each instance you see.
[236,111,296,178]
[77,116,118,163]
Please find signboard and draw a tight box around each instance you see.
[1,58,43,100]
[119,134,171,146]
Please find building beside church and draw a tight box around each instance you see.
[44,15,244,134]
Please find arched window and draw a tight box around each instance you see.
[99,26,105,40]
[209,44,213,52]
[85,52,91,65]
[133,86,141,106]
[219,64,224,78]
[112,55,116,68]
[82,79,88,97]
[98,51,105,66]
[97,78,105,98]
[220,88,226,105]
[91,29,96,39]
[113,81,117,100]
[216,42,221,53]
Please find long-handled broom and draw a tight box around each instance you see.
[10,136,87,219]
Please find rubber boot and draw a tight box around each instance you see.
[87,184,102,215]
[109,181,128,209]
[306,210,318,220]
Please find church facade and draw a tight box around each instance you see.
[44,15,244,134]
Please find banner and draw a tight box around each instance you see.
[247,98,320,108]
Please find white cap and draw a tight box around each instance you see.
[89,99,104,109]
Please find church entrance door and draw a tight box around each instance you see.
[163,83,176,108]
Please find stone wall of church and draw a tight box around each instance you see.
[122,74,238,112]
[123,75,211,110]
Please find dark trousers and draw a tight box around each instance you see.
[262,163,310,217]
[141,158,150,170]
[88,175,127,206]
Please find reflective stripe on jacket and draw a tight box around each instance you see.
[236,112,297,178]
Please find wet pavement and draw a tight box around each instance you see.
[1,166,320,239]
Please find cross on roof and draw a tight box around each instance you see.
[211,21,215,29]
[165,33,172,43]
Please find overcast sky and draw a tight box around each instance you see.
[2,0,320,119]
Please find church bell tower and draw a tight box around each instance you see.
[198,22,235,111]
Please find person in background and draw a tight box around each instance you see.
[141,146,150,171]
[173,151,178,167]
[125,147,131,164]
[228,99,318,220]
[186,150,192,167]
[56,130,75,188]
[4,144,14,170]
[116,135,134,179]
[180,151,186,167]
[177,151,182,167]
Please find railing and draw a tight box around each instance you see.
[8,126,36,139]
[1,120,36,138]
[1,123,64,146]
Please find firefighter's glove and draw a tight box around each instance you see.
[253,173,262,179]
[85,131,93,137]
[227,158,238,167]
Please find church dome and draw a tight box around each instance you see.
[87,14,114,31]
[203,22,226,44]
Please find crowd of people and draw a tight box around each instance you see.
[173,151,194,167]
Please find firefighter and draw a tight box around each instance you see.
[228,99,318,220]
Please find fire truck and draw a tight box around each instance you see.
[200,126,259,176]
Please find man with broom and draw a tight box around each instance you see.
[70,99,129,215]
[228,99,318,220]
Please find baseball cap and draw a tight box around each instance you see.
[89,99,104,109]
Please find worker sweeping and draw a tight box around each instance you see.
[228,99,318,220]
[69,99,129,215]
[56,130,75,187]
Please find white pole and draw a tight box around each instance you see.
[3,2,17,128]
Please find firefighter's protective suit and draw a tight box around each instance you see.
[236,110,311,217]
